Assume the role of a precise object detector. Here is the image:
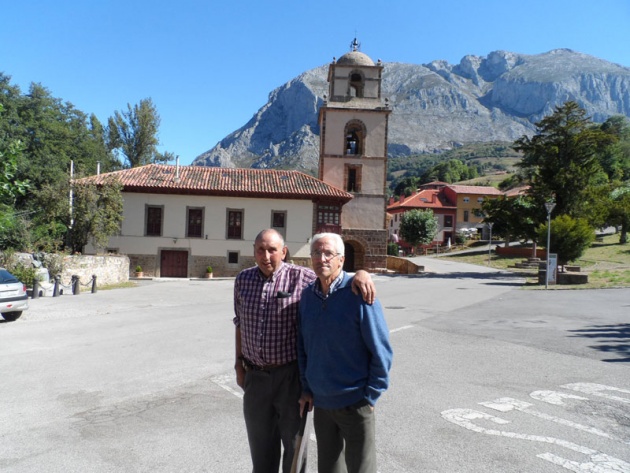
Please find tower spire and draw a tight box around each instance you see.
[350,37,360,52]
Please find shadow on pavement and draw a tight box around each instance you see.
[568,323,630,363]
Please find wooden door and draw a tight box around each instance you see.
[161,250,188,278]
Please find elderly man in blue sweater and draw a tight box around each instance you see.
[297,232,393,473]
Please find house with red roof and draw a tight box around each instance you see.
[387,182,504,252]
[387,182,457,251]
[78,163,353,278]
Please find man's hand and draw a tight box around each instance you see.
[298,393,314,416]
[235,359,246,389]
[351,269,375,305]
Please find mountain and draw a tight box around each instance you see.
[192,49,630,175]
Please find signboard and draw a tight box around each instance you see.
[547,253,558,285]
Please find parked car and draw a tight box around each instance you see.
[0,268,29,322]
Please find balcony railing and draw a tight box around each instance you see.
[316,223,342,234]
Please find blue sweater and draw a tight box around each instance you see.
[297,272,393,409]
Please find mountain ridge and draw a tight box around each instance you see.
[192,49,630,175]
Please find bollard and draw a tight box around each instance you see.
[72,275,80,295]
[91,274,97,293]
[32,279,40,299]
[53,275,61,297]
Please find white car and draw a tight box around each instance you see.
[0,268,29,322]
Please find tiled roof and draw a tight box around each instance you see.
[76,164,353,202]
[387,189,456,211]
[504,185,530,197]
[447,184,503,195]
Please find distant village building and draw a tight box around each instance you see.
[387,182,503,252]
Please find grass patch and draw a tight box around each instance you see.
[439,233,630,289]
[98,281,139,290]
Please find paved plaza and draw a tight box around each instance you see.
[1,257,629,472]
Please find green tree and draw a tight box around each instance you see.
[0,103,32,251]
[537,215,595,269]
[391,175,421,197]
[598,116,630,181]
[0,113,30,205]
[607,186,630,244]
[69,177,124,253]
[481,195,538,244]
[107,98,173,167]
[421,159,477,183]
[514,101,615,224]
[398,209,438,249]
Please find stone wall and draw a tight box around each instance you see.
[60,254,130,288]
[496,246,546,258]
[342,229,388,270]
[386,256,424,274]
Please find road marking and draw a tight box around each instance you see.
[530,390,589,405]
[210,373,243,399]
[390,325,413,333]
[441,408,630,472]
[563,383,630,404]
[479,397,630,445]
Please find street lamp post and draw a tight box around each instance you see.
[487,222,494,265]
[544,202,556,289]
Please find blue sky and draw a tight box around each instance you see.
[2,0,629,166]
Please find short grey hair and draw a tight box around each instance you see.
[310,232,345,256]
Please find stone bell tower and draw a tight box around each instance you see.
[317,39,391,271]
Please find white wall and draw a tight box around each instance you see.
[88,193,314,258]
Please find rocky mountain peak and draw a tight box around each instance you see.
[193,49,630,175]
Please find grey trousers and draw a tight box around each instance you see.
[243,362,301,473]
[313,402,377,473]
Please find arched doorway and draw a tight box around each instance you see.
[344,243,356,272]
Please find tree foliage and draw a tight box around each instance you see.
[514,101,615,224]
[107,98,174,167]
[607,185,630,244]
[69,177,124,253]
[398,209,438,248]
[537,215,595,268]
[481,195,538,243]
[0,73,123,252]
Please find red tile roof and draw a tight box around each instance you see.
[504,185,530,197]
[76,164,353,202]
[387,189,456,211]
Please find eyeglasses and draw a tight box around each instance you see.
[310,250,341,261]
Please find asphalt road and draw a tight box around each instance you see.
[1,258,629,472]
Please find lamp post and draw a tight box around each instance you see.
[544,202,556,289]
[487,222,494,265]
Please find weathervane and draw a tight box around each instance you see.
[350,36,360,52]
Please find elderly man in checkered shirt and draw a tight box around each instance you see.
[234,229,375,473]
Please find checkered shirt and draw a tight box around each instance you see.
[234,262,316,367]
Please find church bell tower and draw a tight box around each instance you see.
[318,39,391,271]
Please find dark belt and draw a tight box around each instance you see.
[242,358,294,372]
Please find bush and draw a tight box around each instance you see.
[135,265,143,273]
[537,215,595,268]
[5,263,38,287]
[387,242,399,256]
[206,265,213,273]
